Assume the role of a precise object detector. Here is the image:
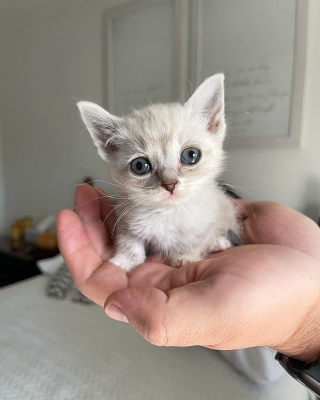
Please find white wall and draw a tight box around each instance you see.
[1,0,132,229]
[0,34,7,234]
[1,0,319,230]
[222,0,320,222]
[0,110,6,234]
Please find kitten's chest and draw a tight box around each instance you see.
[126,202,214,249]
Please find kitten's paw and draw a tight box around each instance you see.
[108,255,138,273]
[211,237,233,252]
[172,256,203,268]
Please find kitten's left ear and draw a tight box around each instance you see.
[185,73,225,138]
[77,101,123,162]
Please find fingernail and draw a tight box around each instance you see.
[105,303,128,323]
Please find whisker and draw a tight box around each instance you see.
[219,184,256,227]
[228,122,245,136]
[77,127,87,138]
[77,178,154,192]
[129,197,157,231]
[222,183,261,200]
[73,195,106,209]
[102,199,133,227]
[222,193,246,235]
[73,190,151,210]
[225,190,256,226]
[111,198,147,237]
[112,177,154,191]
[77,180,126,191]
[236,199,256,227]
[95,186,149,201]
[112,177,132,190]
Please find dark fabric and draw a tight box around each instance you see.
[46,265,73,299]
[227,229,245,246]
[217,180,242,199]
[46,264,92,305]
[219,181,246,246]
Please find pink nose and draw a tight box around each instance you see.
[161,180,179,194]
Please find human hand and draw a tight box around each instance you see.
[57,186,320,362]
[56,184,174,305]
[232,199,320,262]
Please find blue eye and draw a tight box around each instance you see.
[181,147,201,165]
[131,158,151,175]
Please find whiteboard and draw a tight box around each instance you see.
[103,0,176,116]
[189,0,308,149]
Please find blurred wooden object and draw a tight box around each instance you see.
[10,225,24,249]
[36,229,58,250]
[10,216,34,250]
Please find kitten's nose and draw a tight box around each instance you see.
[161,180,179,194]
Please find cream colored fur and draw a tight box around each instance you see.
[78,74,240,272]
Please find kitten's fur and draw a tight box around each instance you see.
[78,74,240,272]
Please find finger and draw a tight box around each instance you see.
[231,199,264,223]
[105,280,227,347]
[104,252,252,347]
[127,255,211,290]
[230,199,252,220]
[57,209,127,306]
[106,245,320,352]
[241,202,320,261]
[57,208,103,286]
[231,199,271,244]
[128,257,221,292]
[128,261,172,288]
[74,184,113,260]
[95,187,118,241]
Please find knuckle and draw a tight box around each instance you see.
[137,314,168,347]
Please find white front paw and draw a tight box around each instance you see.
[108,255,138,273]
[211,237,232,252]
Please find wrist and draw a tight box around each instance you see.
[273,300,320,363]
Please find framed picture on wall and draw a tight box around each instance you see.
[188,0,308,149]
[102,0,189,116]
[103,0,308,150]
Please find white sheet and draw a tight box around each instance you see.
[0,276,312,400]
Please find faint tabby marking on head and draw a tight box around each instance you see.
[78,73,242,272]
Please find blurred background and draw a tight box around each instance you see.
[0,1,320,399]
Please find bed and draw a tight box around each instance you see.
[0,276,313,400]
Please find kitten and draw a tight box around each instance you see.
[78,73,241,272]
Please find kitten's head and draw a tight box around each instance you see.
[78,73,226,207]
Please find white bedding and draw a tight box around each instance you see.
[0,276,311,400]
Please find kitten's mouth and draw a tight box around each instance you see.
[158,188,182,206]
[164,191,180,202]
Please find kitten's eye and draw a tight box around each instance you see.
[131,158,151,175]
[181,147,201,165]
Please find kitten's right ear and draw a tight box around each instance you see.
[185,74,225,139]
[77,101,121,161]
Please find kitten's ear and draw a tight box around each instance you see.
[186,73,225,138]
[77,101,121,161]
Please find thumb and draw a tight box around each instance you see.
[104,284,225,347]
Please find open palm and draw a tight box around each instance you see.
[57,184,320,358]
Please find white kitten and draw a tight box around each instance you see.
[78,73,241,272]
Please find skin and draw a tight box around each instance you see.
[57,184,320,362]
